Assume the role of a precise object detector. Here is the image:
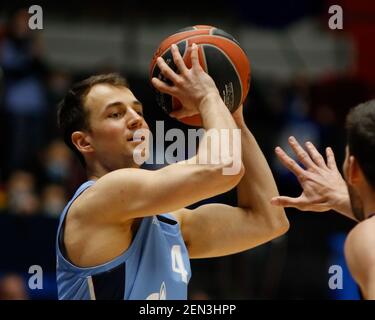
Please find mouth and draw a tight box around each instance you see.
[127,136,146,142]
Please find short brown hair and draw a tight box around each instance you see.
[346,99,375,189]
[57,73,128,167]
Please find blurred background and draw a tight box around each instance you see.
[0,0,374,300]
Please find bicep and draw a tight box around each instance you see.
[175,203,281,259]
[78,163,241,224]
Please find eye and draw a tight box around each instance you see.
[109,112,123,118]
[137,111,144,117]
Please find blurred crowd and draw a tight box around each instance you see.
[0,9,86,299]
[0,6,373,300]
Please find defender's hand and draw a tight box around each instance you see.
[271,136,351,214]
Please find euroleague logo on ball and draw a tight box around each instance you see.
[150,25,251,127]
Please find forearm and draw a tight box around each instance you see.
[236,120,286,225]
[199,93,238,130]
[197,94,242,168]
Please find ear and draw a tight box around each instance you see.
[347,156,362,186]
[71,131,94,155]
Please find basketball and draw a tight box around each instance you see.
[150,25,251,126]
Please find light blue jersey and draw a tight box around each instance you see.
[56,181,191,300]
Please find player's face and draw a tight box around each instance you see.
[343,146,365,221]
[84,84,150,168]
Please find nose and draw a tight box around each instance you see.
[126,108,143,130]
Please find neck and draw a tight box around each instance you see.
[85,158,115,181]
[362,189,375,219]
[86,159,140,181]
[86,167,107,181]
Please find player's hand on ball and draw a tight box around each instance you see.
[151,43,219,119]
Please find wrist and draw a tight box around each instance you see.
[331,188,352,215]
[197,91,222,112]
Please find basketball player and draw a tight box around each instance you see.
[55,44,289,300]
[271,100,375,299]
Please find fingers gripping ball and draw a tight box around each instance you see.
[150,25,251,126]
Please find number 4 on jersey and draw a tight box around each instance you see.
[171,245,188,283]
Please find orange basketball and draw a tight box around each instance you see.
[150,25,251,127]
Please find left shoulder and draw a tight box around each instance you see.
[344,218,375,284]
[346,218,375,251]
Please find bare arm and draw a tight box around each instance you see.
[271,136,355,220]
[173,106,289,259]
[233,106,289,236]
[75,44,243,224]
[345,219,375,299]
[77,162,242,224]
